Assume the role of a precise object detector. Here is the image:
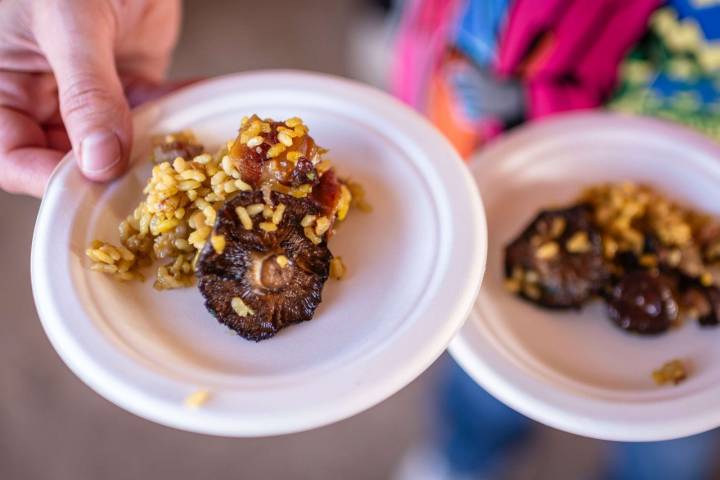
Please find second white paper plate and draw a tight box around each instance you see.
[451,112,720,442]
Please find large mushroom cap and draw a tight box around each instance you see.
[504,204,611,309]
[196,191,332,341]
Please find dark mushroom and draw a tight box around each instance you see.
[196,191,331,341]
[504,204,611,308]
[606,270,679,334]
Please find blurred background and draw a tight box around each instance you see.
[0,0,626,478]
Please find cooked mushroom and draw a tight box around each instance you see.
[504,204,611,308]
[606,270,679,334]
[196,191,332,341]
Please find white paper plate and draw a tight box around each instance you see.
[32,71,486,436]
[450,112,720,442]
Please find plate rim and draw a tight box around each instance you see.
[449,110,720,442]
[31,69,488,436]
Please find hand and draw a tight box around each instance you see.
[0,0,180,197]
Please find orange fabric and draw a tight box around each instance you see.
[426,72,482,159]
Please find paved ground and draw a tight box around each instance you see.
[0,1,614,478]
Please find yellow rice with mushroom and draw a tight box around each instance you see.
[86,116,368,290]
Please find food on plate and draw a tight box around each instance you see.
[329,257,347,280]
[196,191,331,341]
[184,389,212,408]
[681,285,720,326]
[504,182,720,336]
[652,359,688,386]
[151,131,205,165]
[86,115,367,340]
[606,270,679,334]
[504,205,611,308]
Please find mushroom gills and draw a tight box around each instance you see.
[196,191,331,341]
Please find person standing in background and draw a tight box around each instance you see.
[393,1,720,479]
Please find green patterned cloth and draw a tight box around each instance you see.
[610,7,720,139]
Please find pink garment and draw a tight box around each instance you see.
[528,81,599,118]
[390,0,660,153]
[575,0,661,94]
[495,0,571,77]
[391,0,463,108]
[497,0,660,118]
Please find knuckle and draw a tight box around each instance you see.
[59,74,121,120]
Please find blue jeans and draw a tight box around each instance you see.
[436,358,718,479]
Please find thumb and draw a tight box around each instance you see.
[34,0,132,181]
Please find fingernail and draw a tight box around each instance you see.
[80,131,121,174]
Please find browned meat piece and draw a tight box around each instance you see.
[232,141,265,188]
[504,205,611,308]
[607,270,679,334]
[152,140,204,164]
[228,115,321,189]
[311,168,342,216]
[196,191,331,341]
